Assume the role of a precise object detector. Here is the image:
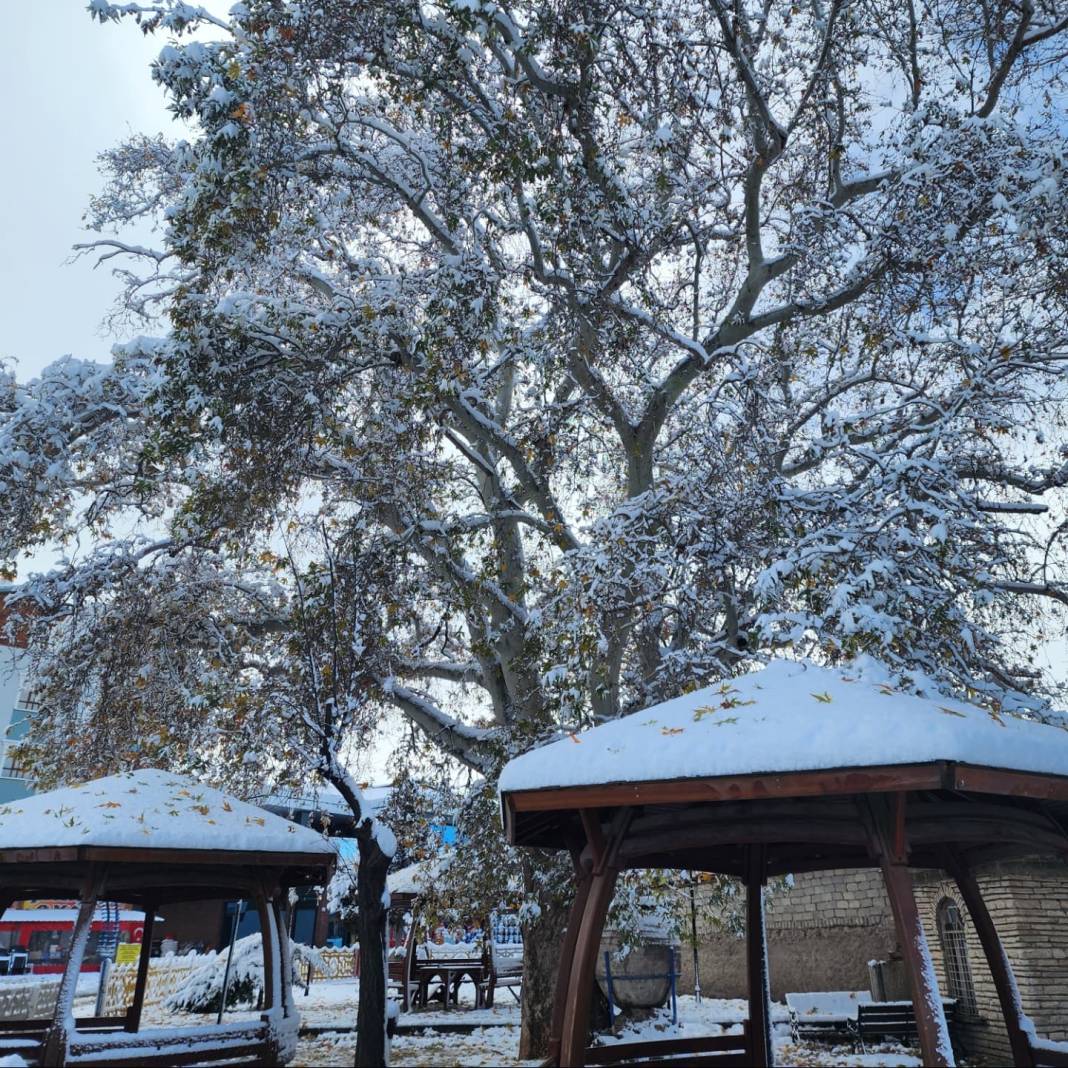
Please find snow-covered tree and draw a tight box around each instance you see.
[3,0,1068,1055]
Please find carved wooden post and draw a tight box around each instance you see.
[746,845,773,1068]
[558,809,631,1067]
[547,872,593,1066]
[867,795,954,1067]
[127,895,157,1031]
[946,856,1034,1067]
[559,867,618,1067]
[43,868,105,1067]
[256,885,282,1068]
[272,894,295,1020]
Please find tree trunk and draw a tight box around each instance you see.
[355,830,391,1068]
[519,859,574,1061]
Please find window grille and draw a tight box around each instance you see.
[937,897,978,1018]
[0,745,30,780]
[15,681,41,711]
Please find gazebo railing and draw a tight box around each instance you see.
[583,1022,752,1067]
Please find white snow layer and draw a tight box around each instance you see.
[0,768,336,855]
[498,658,1068,794]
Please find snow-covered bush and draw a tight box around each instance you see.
[165,934,323,1014]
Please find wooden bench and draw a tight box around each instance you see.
[1031,1035,1068,1067]
[387,929,418,1012]
[855,1000,957,1048]
[584,1025,751,1067]
[0,1015,279,1068]
[786,990,870,1040]
[486,941,523,1007]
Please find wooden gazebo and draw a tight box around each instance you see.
[498,660,1068,1068]
[0,769,335,1067]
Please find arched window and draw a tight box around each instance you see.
[937,897,978,1017]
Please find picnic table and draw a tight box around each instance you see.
[413,943,488,1010]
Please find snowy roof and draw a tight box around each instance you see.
[1,909,147,925]
[387,860,443,897]
[0,769,337,858]
[499,659,1068,796]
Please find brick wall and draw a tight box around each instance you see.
[674,860,1068,1066]
[915,858,1068,1065]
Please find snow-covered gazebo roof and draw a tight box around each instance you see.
[500,659,1068,851]
[0,769,335,903]
[501,658,1068,794]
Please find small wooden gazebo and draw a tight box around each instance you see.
[0,769,335,1067]
[499,660,1068,1068]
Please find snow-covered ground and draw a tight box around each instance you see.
[294,988,921,1067]
[53,977,923,1066]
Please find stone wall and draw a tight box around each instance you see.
[677,868,897,1000]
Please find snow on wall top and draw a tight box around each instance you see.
[0,768,336,856]
[498,659,1068,796]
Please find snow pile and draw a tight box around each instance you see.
[0,769,336,855]
[500,658,1068,794]
[165,935,322,1014]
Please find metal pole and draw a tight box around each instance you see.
[217,900,244,1026]
[603,950,615,1024]
[670,946,678,1024]
[689,877,701,1004]
[94,957,111,1018]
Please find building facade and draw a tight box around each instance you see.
[679,860,1067,1064]
[0,594,34,804]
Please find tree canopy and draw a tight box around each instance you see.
[2,0,1067,1052]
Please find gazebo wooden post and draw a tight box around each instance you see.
[256,886,279,1012]
[43,867,106,1067]
[559,867,618,1067]
[273,892,295,1020]
[547,869,593,1066]
[559,809,631,1068]
[946,855,1034,1067]
[126,894,157,1032]
[868,795,954,1068]
[256,884,282,1068]
[745,845,773,1068]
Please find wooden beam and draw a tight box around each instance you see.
[559,867,617,1068]
[951,764,1068,802]
[893,792,907,862]
[619,817,868,861]
[745,846,773,1068]
[863,800,954,1067]
[0,845,333,869]
[505,763,948,822]
[580,810,606,873]
[547,873,593,1066]
[908,819,1068,856]
[946,855,1034,1067]
[128,895,157,1032]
